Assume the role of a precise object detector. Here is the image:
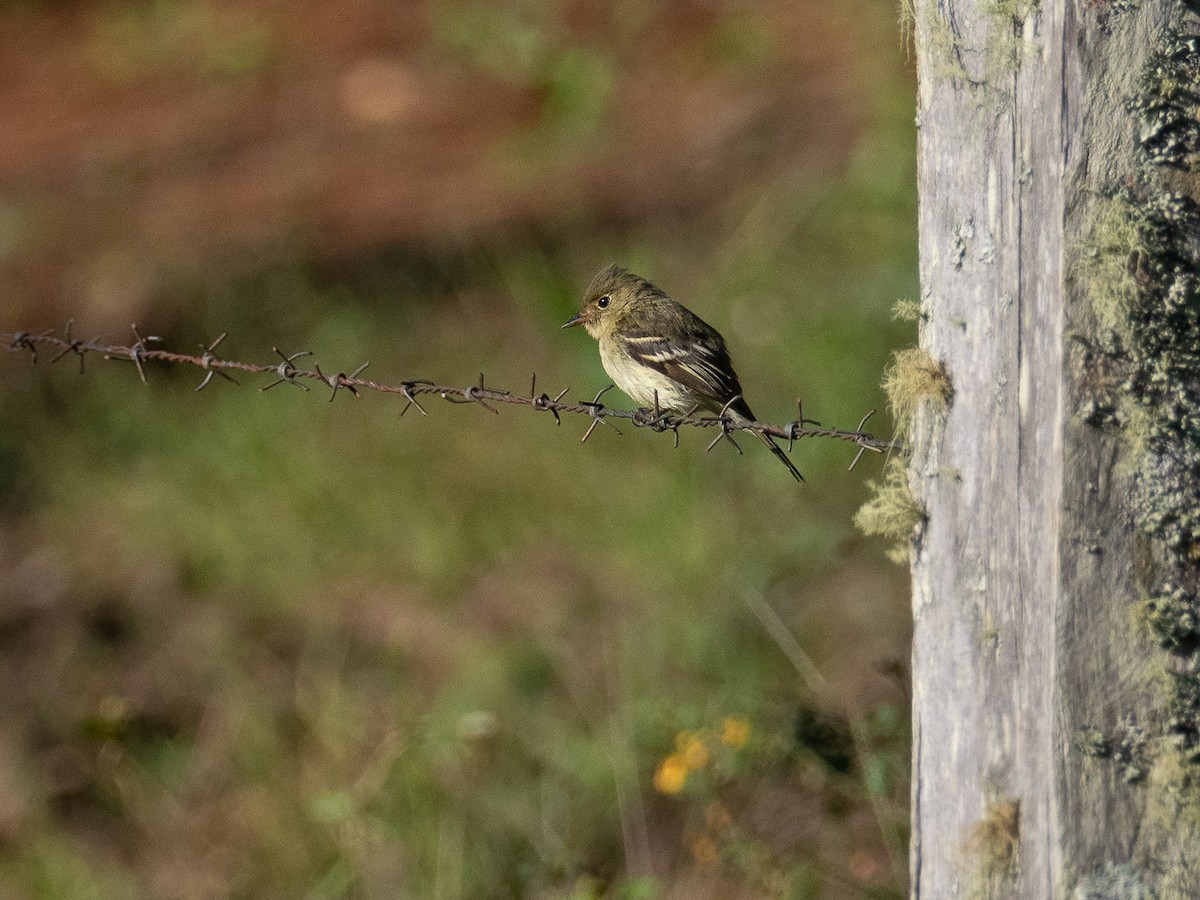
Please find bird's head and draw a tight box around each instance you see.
[562,263,645,339]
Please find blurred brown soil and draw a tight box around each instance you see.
[0,0,862,326]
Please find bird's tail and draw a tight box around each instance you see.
[724,405,805,482]
[754,429,804,482]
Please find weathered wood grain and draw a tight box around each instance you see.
[911,0,1200,896]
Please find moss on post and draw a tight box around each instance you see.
[855,347,949,562]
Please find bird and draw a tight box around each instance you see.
[562,263,803,481]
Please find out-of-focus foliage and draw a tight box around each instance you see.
[0,1,915,897]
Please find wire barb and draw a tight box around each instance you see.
[580,385,621,443]
[111,324,164,384]
[846,409,883,471]
[462,373,502,414]
[195,333,240,391]
[260,347,313,392]
[399,380,432,417]
[9,329,53,364]
[529,374,568,426]
[648,392,684,449]
[49,319,96,374]
[315,361,368,401]
[784,399,822,453]
[632,390,678,442]
[705,394,744,454]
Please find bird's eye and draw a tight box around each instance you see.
[597,295,610,309]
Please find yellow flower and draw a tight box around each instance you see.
[691,834,718,864]
[653,753,689,794]
[720,717,750,749]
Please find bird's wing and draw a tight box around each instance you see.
[617,329,745,410]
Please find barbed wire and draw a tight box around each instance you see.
[3,323,897,469]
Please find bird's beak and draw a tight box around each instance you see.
[561,311,586,329]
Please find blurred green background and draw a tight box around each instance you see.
[0,1,915,897]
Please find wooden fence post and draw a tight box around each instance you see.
[910,0,1200,895]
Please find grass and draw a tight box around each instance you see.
[0,236,913,898]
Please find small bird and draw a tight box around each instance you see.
[563,264,803,481]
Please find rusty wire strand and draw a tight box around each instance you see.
[2,326,900,463]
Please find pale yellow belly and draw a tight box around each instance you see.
[598,339,700,411]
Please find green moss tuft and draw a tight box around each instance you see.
[855,343,947,563]
[964,796,1020,896]
[1113,716,1152,784]
[1076,193,1149,348]
[854,457,924,564]
[892,297,922,321]
[1076,725,1113,759]
[899,0,916,57]
[1134,583,1200,654]
[982,0,1038,75]
[883,346,952,435]
[922,0,971,81]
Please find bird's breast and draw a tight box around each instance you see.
[598,338,697,411]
